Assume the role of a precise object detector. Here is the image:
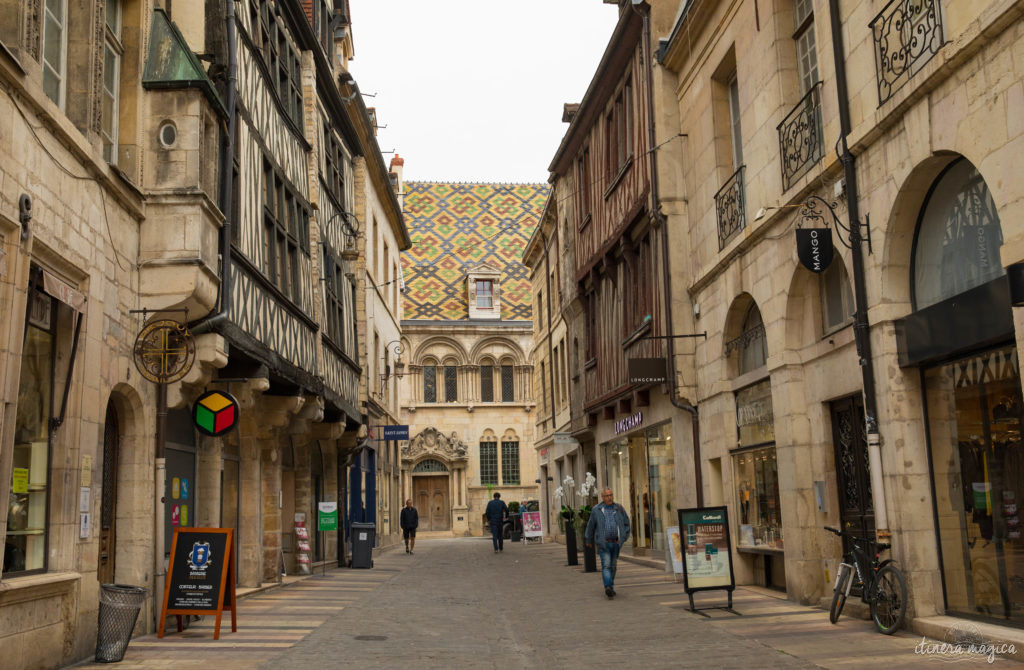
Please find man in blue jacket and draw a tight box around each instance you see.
[585,488,631,598]
[484,492,509,553]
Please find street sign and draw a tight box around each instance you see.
[380,425,409,440]
[318,502,338,531]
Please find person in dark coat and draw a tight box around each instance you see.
[485,492,509,553]
[400,499,419,554]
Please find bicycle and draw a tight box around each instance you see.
[824,525,908,634]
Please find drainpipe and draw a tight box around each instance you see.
[827,0,887,536]
[640,3,703,506]
[192,0,238,335]
[540,229,558,440]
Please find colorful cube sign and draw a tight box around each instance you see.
[193,390,240,437]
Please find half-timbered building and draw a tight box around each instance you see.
[545,0,693,557]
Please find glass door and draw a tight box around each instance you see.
[629,435,651,549]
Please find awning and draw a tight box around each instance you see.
[41,269,86,312]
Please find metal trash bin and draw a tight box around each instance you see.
[351,521,375,569]
[95,584,147,663]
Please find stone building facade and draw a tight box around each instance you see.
[399,181,544,536]
[653,0,1024,638]
[0,1,402,667]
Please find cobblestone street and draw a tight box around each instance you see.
[73,537,1016,669]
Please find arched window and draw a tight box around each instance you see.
[480,358,495,402]
[501,362,515,403]
[479,429,498,485]
[413,459,449,473]
[423,362,437,403]
[913,159,1003,310]
[820,258,854,333]
[501,430,520,485]
[738,304,767,374]
[444,361,458,402]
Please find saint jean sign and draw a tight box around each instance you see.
[796,228,834,273]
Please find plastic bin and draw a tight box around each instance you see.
[95,584,147,663]
[351,522,375,569]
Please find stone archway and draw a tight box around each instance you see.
[402,428,470,533]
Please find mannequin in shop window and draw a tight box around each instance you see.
[740,480,751,524]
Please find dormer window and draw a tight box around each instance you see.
[476,280,493,309]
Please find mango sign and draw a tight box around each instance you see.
[193,391,240,437]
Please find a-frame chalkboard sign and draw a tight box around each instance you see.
[159,527,237,639]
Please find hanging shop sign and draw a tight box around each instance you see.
[380,425,410,440]
[193,390,240,437]
[677,506,737,613]
[133,319,196,383]
[615,412,644,435]
[159,527,237,640]
[628,358,667,384]
[796,228,834,274]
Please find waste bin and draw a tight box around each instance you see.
[95,584,147,663]
[351,521,375,569]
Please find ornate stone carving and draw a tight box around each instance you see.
[25,0,41,62]
[92,2,104,133]
[402,426,469,464]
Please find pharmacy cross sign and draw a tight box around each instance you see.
[192,391,240,437]
[133,319,196,383]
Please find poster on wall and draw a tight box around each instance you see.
[522,511,543,538]
[677,506,737,614]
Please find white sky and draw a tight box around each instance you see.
[347,0,621,183]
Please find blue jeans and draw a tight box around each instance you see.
[598,541,621,588]
[490,521,504,550]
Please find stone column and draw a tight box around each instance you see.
[261,440,282,583]
[238,414,263,587]
[196,435,222,527]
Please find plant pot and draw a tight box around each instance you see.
[564,521,578,566]
[583,543,597,572]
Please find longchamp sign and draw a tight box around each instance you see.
[628,357,667,384]
[615,412,643,434]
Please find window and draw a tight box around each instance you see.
[501,365,514,403]
[727,73,743,170]
[476,280,493,309]
[5,289,55,574]
[501,441,520,485]
[793,0,819,95]
[820,259,854,333]
[540,360,548,422]
[323,247,346,346]
[101,0,123,164]
[251,1,303,128]
[585,289,597,360]
[323,128,346,207]
[552,344,561,408]
[423,365,437,403]
[735,303,767,375]
[913,159,1004,310]
[42,0,67,107]
[480,442,498,485]
[578,149,592,224]
[536,290,543,324]
[626,235,653,333]
[263,159,310,303]
[607,79,633,177]
[480,364,494,402]
[733,381,781,551]
[316,0,331,55]
[444,365,458,402]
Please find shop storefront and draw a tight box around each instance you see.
[732,379,784,588]
[602,419,675,553]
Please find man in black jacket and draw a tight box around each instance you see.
[485,492,509,553]
[400,499,418,554]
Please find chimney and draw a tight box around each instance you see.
[389,154,405,209]
[562,103,580,123]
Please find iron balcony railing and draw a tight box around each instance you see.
[870,0,944,106]
[715,165,746,250]
[777,82,823,193]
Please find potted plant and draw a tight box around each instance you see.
[577,473,598,572]
[553,478,578,566]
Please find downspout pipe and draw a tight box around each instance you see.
[540,229,558,445]
[641,3,703,506]
[827,0,888,535]
[192,0,238,335]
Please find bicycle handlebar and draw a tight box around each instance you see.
[823,526,891,551]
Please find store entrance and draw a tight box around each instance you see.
[829,394,874,552]
[414,475,449,531]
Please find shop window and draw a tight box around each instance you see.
[913,159,1003,310]
[5,291,56,575]
[480,442,498,485]
[820,258,854,334]
[501,440,520,485]
[734,380,781,550]
[423,365,436,403]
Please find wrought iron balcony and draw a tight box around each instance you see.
[715,166,746,250]
[870,0,944,106]
[777,82,823,193]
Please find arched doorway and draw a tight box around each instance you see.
[895,158,1019,623]
[412,459,450,531]
[98,402,119,584]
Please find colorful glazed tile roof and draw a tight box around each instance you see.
[401,182,548,321]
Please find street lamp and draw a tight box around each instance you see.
[378,340,405,395]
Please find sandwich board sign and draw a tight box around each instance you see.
[159,527,237,639]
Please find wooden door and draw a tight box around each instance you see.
[414,476,450,531]
[829,395,874,549]
[98,403,118,584]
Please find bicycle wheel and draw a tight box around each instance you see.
[870,564,908,634]
[829,563,852,624]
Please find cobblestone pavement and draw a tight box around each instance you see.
[74,538,1017,669]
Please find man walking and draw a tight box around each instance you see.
[585,488,630,598]
[400,499,418,554]
[485,492,509,553]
